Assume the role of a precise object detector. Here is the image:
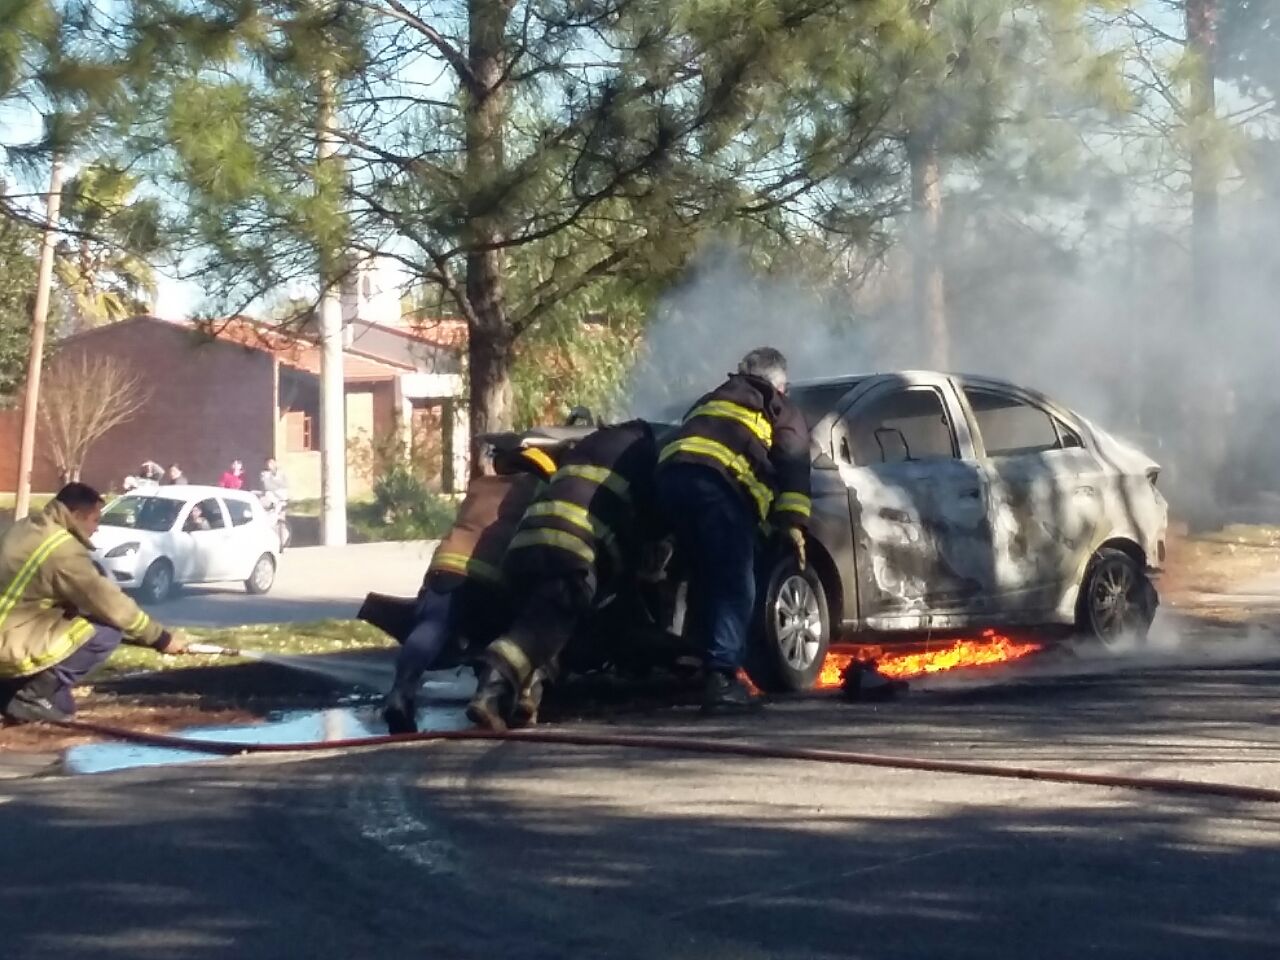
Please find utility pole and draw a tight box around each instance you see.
[13,159,64,520]
[316,67,348,546]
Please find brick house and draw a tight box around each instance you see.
[1,313,468,498]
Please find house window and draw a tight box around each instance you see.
[286,411,316,452]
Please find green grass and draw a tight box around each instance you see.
[94,619,396,679]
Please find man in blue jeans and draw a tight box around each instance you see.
[656,348,812,713]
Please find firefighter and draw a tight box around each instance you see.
[0,483,190,723]
[466,420,659,731]
[380,443,559,734]
[656,347,811,713]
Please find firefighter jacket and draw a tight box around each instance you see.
[658,373,812,530]
[505,420,658,589]
[0,500,168,679]
[424,447,558,590]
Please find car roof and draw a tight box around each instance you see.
[116,485,255,503]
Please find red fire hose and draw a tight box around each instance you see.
[54,717,1280,805]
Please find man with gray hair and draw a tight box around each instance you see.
[656,347,812,713]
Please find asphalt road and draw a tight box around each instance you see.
[147,541,435,627]
[3,642,1280,959]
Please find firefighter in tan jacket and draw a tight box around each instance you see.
[0,483,189,724]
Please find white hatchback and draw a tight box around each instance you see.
[91,485,281,602]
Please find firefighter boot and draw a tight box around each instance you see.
[701,669,763,716]
[467,668,516,732]
[510,670,546,729]
[1,671,68,725]
[381,686,417,735]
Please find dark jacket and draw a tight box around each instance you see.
[424,446,558,592]
[505,420,658,589]
[658,373,812,530]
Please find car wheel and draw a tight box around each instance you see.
[1077,547,1157,649]
[746,556,831,692]
[139,559,174,604]
[245,554,276,595]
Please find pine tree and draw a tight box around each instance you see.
[104,0,911,438]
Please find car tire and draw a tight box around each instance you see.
[1077,547,1157,649]
[245,554,276,595]
[139,559,175,604]
[745,555,831,693]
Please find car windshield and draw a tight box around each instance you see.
[100,496,183,532]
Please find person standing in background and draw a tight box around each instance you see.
[219,460,244,490]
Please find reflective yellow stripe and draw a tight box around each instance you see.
[126,610,151,636]
[0,530,73,629]
[508,528,597,565]
[774,492,812,518]
[524,501,613,543]
[687,400,773,446]
[552,465,631,502]
[0,616,95,679]
[487,637,534,684]
[520,447,557,478]
[659,436,774,519]
[429,551,503,584]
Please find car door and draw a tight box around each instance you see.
[961,385,1102,615]
[222,496,265,579]
[831,378,996,629]
[179,498,235,582]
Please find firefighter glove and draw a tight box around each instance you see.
[786,526,806,571]
[156,630,191,655]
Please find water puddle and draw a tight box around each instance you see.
[66,671,476,775]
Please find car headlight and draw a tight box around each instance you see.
[105,542,141,559]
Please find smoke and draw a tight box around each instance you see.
[626,183,1280,525]
[626,247,878,420]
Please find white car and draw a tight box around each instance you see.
[91,485,281,602]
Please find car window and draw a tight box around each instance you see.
[844,388,957,465]
[790,383,859,429]
[184,498,226,532]
[964,389,1063,456]
[225,498,255,527]
[101,496,182,532]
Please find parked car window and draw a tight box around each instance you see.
[965,389,1063,456]
[185,498,226,532]
[101,496,183,533]
[845,388,957,465]
[225,498,255,527]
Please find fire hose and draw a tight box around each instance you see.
[52,719,1280,806]
[46,642,1280,804]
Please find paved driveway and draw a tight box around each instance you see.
[146,541,436,627]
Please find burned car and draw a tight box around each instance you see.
[745,371,1167,690]
[363,372,1166,695]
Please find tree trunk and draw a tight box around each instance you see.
[464,0,515,465]
[1186,0,1219,325]
[1185,0,1228,521]
[909,135,948,370]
